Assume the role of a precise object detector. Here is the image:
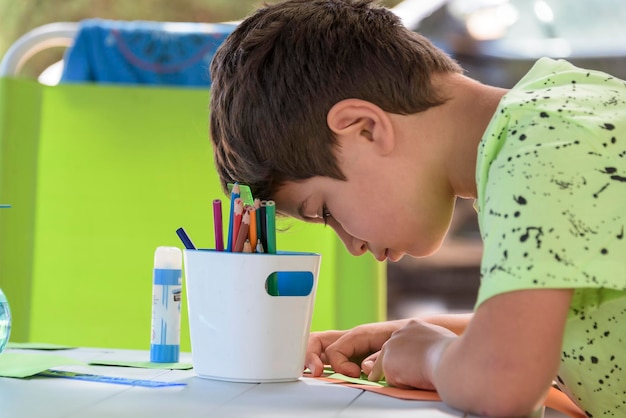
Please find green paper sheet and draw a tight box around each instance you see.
[316,366,387,387]
[88,360,193,370]
[0,352,86,378]
[7,342,76,350]
[326,372,387,387]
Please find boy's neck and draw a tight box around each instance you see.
[425,73,508,200]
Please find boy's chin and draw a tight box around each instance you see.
[404,245,443,260]
[387,251,407,262]
[387,238,446,261]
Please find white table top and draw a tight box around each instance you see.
[0,347,564,418]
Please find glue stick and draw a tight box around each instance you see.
[150,246,182,363]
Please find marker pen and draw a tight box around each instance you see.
[150,246,182,363]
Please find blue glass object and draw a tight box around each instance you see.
[0,204,11,354]
[0,288,10,354]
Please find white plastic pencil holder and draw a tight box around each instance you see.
[184,249,321,383]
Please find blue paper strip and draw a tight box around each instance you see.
[38,370,186,387]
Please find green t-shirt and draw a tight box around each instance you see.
[475,58,626,416]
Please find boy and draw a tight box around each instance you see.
[209,0,626,416]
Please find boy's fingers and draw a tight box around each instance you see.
[305,353,325,376]
[367,352,385,382]
[361,351,380,374]
[305,334,328,376]
[306,331,345,376]
[325,349,363,378]
[362,360,374,374]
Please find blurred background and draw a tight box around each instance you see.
[0,0,400,79]
[1,0,625,323]
[388,0,626,320]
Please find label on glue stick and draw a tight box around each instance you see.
[150,246,182,363]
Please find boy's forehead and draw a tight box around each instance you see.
[273,179,318,220]
[273,182,304,218]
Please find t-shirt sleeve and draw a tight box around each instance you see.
[475,113,626,308]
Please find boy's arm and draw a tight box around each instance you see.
[371,288,572,417]
[421,312,473,336]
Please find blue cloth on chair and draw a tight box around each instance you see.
[60,19,236,87]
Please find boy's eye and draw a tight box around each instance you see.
[322,204,332,226]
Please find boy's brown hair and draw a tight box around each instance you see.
[209,0,462,200]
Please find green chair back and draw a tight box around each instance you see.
[0,77,386,350]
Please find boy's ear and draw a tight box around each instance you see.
[327,99,395,155]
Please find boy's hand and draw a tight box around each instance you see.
[305,330,348,377]
[305,320,409,377]
[367,320,456,390]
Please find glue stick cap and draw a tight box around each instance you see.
[154,246,182,269]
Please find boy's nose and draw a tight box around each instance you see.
[336,228,368,256]
[349,238,368,256]
[327,217,368,256]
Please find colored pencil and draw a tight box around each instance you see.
[264,200,278,296]
[249,205,257,252]
[226,183,240,252]
[265,200,277,254]
[259,201,268,252]
[212,199,224,251]
[233,208,251,252]
[253,199,261,251]
[242,239,253,253]
[231,198,243,252]
[175,227,196,250]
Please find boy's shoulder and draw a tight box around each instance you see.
[502,57,625,109]
[489,57,626,145]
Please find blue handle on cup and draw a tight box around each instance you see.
[271,272,314,296]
